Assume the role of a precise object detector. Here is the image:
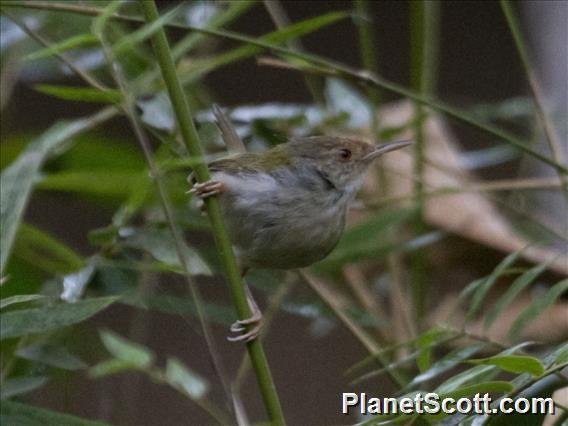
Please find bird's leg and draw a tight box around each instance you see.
[227,285,263,343]
[188,180,225,198]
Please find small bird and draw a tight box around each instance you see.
[189,135,412,341]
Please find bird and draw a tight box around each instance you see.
[189,120,412,342]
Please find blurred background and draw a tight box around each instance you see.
[1,1,566,425]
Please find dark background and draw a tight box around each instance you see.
[2,1,541,425]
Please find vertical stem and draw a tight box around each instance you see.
[354,0,416,353]
[410,0,439,329]
[139,2,285,425]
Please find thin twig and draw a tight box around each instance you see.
[297,270,407,388]
[3,11,107,91]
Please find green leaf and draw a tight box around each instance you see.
[179,10,350,82]
[435,342,535,394]
[37,170,145,197]
[24,34,98,62]
[165,357,209,400]
[435,364,498,395]
[16,343,88,371]
[34,85,123,104]
[415,326,445,372]
[0,376,48,399]
[89,358,141,378]
[484,262,547,330]
[111,5,182,56]
[0,297,117,340]
[405,345,485,390]
[347,327,452,376]
[466,249,524,321]
[424,382,515,422]
[0,294,47,310]
[0,112,113,274]
[121,227,211,276]
[99,330,154,368]
[509,279,568,338]
[122,293,233,325]
[58,136,146,172]
[14,223,84,274]
[442,380,514,400]
[317,208,416,268]
[468,355,545,377]
[0,400,111,425]
[171,0,255,59]
[552,343,568,366]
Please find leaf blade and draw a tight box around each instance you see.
[0,297,117,340]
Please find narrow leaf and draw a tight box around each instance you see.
[552,343,568,366]
[484,262,547,330]
[436,342,537,394]
[24,34,98,62]
[466,249,524,321]
[0,294,47,310]
[318,208,416,267]
[38,170,145,197]
[120,227,211,276]
[111,6,181,56]
[406,345,485,389]
[0,111,114,274]
[166,357,209,400]
[0,376,48,399]
[0,400,111,425]
[0,297,117,340]
[89,358,141,378]
[509,279,568,338]
[179,11,350,82]
[99,330,154,368]
[16,343,87,370]
[468,355,545,377]
[14,223,84,274]
[35,85,122,104]
[442,381,514,400]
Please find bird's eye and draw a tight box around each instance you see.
[339,148,352,160]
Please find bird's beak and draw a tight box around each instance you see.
[364,139,414,161]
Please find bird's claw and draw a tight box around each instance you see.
[188,180,225,198]
[227,316,263,343]
[227,287,263,343]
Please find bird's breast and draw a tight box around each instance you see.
[212,170,349,269]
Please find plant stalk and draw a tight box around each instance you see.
[138,2,285,424]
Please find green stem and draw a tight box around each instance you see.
[138,2,285,425]
[354,0,380,110]
[409,0,440,330]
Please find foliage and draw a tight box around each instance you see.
[0,1,566,425]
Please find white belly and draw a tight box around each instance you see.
[213,171,348,269]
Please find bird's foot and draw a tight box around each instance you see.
[188,180,225,198]
[227,287,263,343]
